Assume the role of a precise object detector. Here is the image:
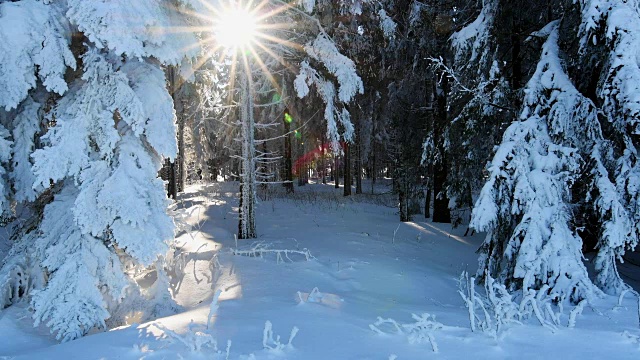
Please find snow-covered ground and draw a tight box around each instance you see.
[1,181,640,359]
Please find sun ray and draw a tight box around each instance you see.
[254,32,304,54]
[254,3,290,22]
[252,41,299,75]
[178,43,224,84]
[226,50,239,106]
[247,46,283,98]
[196,0,221,14]
[250,0,274,15]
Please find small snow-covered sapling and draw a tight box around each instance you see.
[207,289,223,329]
[262,320,299,350]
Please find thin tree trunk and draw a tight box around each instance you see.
[321,140,327,184]
[334,153,340,189]
[177,99,185,193]
[166,65,179,199]
[298,128,305,187]
[238,68,256,239]
[329,157,334,182]
[282,108,294,193]
[261,141,268,192]
[355,127,362,195]
[425,185,431,219]
[397,169,409,222]
[168,160,177,199]
[343,142,352,196]
[371,120,376,194]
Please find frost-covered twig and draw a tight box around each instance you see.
[457,271,585,338]
[369,313,443,353]
[232,242,314,263]
[458,271,476,332]
[428,57,512,113]
[392,224,400,244]
[151,322,219,352]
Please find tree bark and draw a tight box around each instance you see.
[166,65,180,199]
[334,153,340,189]
[238,69,256,239]
[425,184,431,219]
[321,139,327,184]
[343,142,352,196]
[177,99,185,193]
[355,127,362,195]
[397,169,409,222]
[282,108,294,193]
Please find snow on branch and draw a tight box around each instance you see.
[378,9,397,40]
[450,0,497,66]
[10,97,42,203]
[299,0,315,13]
[31,186,130,342]
[66,0,199,64]
[0,125,12,215]
[578,0,640,133]
[0,0,75,110]
[304,33,363,103]
[294,61,354,151]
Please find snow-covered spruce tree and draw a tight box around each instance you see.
[575,0,640,293]
[443,0,508,222]
[0,0,77,308]
[471,21,603,302]
[0,0,75,221]
[441,0,559,228]
[0,0,199,341]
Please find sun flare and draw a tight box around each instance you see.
[214,7,258,49]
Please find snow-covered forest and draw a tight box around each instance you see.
[1,0,640,358]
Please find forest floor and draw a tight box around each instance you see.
[1,181,640,359]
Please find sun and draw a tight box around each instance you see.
[214,6,258,50]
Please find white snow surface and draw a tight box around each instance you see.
[1,181,639,359]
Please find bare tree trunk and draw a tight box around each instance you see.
[298,127,305,187]
[177,98,185,193]
[321,139,327,184]
[355,126,362,195]
[343,142,352,196]
[329,156,334,182]
[371,118,377,194]
[166,65,179,199]
[168,160,177,199]
[238,68,256,239]
[397,169,409,222]
[282,109,294,193]
[334,153,340,189]
[425,166,432,219]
